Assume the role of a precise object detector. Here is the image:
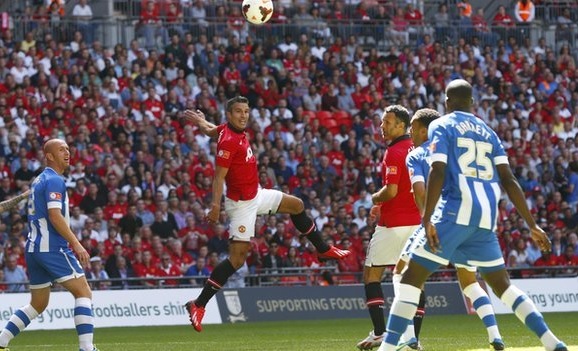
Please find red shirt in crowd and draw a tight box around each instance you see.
[158,263,182,286]
[144,98,164,120]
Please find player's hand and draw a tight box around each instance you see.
[183,109,206,126]
[72,242,90,268]
[530,224,551,252]
[369,205,380,222]
[424,221,440,254]
[206,204,220,224]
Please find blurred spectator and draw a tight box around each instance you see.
[493,5,515,42]
[110,256,136,290]
[119,204,143,237]
[87,256,111,290]
[70,206,88,236]
[457,0,473,18]
[337,238,361,274]
[262,243,284,282]
[556,8,577,42]
[207,224,229,256]
[390,7,409,46]
[71,0,94,44]
[138,0,168,50]
[185,256,210,286]
[3,254,27,292]
[150,210,177,240]
[470,8,499,47]
[158,253,181,286]
[135,250,160,287]
[165,1,184,38]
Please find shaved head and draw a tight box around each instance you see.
[445,79,473,112]
[43,138,66,154]
[43,138,70,174]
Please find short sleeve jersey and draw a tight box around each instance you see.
[26,167,70,252]
[379,135,421,227]
[406,140,431,187]
[216,123,258,201]
[428,111,508,231]
[406,140,446,221]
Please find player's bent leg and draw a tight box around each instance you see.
[186,241,251,332]
[482,269,566,351]
[278,194,350,259]
[457,268,503,349]
[228,241,252,269]
[60,277,96,351]
[0,287,46,349]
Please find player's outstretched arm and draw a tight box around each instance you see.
[183,109,219,138]
[48,208,90,267]
[0,189,31,214]
[497,163,551,252]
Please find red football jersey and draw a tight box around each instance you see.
[216,124,258,201]
[378,135,421,227]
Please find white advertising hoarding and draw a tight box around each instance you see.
[488,277,578,314]
[0,288,222,330]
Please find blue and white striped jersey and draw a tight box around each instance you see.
[427,111,508,231]
[406,140,445,222]
[26,167,70,253]
[406,140,431,186]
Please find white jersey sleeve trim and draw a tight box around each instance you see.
[494,155,509,165]
[431,153,448,164]
[47,202,62,209]
[411,175,425,185]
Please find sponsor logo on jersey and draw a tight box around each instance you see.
[49,192,62,200]
[218,150,231,159]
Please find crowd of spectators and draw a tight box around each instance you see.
[0,0,578,291]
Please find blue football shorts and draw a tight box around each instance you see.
[411,220,505,274]
[26,248,85,289]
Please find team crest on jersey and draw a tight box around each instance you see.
[49,192,62,200]
[238,225,246,233]
[218,150,231,159]
[387,166,398,175]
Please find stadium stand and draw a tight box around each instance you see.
[0,0,577,291]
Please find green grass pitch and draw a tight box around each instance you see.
[6,312,578,350]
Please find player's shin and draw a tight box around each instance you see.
[365,282,386,336]
[195,259,236,307]
[463,282,501,343]
[382,284,421,350]
[500,285,562,350]
[291,211,330,253]
[413,290,426,339]
[0,304,39,347]
[75,297,94,351]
